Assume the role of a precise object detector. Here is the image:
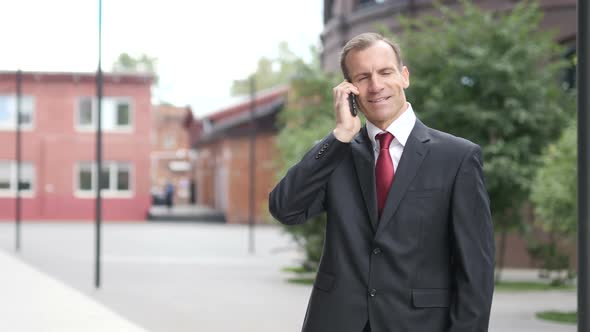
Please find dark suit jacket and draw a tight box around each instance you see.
[269,119,495,332]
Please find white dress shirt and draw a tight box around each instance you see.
[366,103,417,170]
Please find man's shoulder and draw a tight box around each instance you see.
[420,123,479,154]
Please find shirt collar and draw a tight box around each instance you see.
[366,102,416,149]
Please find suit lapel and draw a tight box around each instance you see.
[351,127,379,231]
[376,120,431,236]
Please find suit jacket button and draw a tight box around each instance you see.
[369,289,377,297]
[372,248,381,255]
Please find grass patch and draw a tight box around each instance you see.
[281,266,313,274]
[495,281,575,292]
[287,277,315,285]
[536,311,577,324]
[283,265,315,285]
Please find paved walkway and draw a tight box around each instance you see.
[0,249,149,332]
[0,222,578,332]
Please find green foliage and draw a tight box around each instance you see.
[275,64,341,271]
[112,52,159,83]
[526,240,576,285]
[393,0,573,233]
[528,121,576,284]
[231,42,318,96]
[531,121,576,235]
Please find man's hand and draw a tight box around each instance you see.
[333,81,362,143]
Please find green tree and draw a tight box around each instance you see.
[112,52,159,83]
[274,54,339,271]
[531,121,576,235]
[529,121,576,284]
[391,0,573,279]
[231,42,314,96]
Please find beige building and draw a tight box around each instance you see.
[151,104,196,205]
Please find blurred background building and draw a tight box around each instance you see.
[188,86,288,224]
[0,71,153,220]
[150,104,196,206]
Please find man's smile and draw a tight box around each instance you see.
[368,96,391,103]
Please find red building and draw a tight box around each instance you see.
[0,71,153,221]
[189,86,287,224]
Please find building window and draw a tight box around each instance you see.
[76,162,132,195]
[356,0,387,9]
[78,163,93,191]
[76,97,133,131]
[0,95,34,130]
[0,161,35,194]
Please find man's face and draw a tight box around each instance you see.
[345,40,410,129]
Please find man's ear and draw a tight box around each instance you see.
[402,66,410,89]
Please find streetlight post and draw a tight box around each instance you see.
[95,0,103,289]
[248,76,257,254]
[578,0,589,331]
[15,69,22,252]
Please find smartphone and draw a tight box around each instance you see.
[348,93,358,117]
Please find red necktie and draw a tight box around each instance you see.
[375,132,395,219]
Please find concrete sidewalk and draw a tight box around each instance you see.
[0,250,150,332]
[0,223,578,332]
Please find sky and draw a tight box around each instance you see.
[0,0,323,117]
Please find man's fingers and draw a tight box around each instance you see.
[334,81,360,99]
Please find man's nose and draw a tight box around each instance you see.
[368,74,383,93]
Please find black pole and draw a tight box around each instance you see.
[15,69,22,252]
[95,0,103,289]
[578,1,589,330]
[248,76,256,254]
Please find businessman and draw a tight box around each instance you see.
[269,32,495,332]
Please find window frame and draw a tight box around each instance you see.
[74,161,134,198]
[0,95,35,131]
[74,97,134,133]
[0,161,36,197]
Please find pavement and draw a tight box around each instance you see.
[0,249,149,332]
[0,222,578,332]
[146,204,226,222]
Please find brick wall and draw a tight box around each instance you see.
[194,133,278,224]
[151,105,193,204]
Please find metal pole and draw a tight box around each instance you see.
[95,0,103,289]
[578,0,589,330]
[15,70,22,252]
[248,76,256,254]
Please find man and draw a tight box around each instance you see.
[269,32,494,332]
[164,180,175,210]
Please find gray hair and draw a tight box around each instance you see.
[339,32,403,80]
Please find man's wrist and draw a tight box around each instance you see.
[333,127,355,143]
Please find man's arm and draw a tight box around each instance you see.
[449,144,495,332]
[269,80,361,225]
[269,132,349,225]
